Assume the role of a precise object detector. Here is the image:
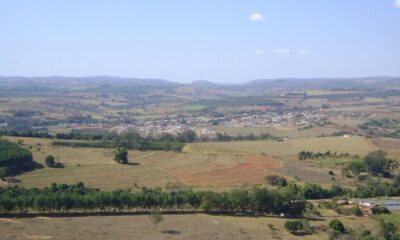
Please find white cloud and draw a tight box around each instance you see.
[249,13,265,21]
[273,48,291,54]
[297,49,311,55]
[394,0,400,8]
[255,49,265,55]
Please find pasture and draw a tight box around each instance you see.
[184,137,377,156]
[0,136,387,190]
[207,125,336,138]
[0,212,380,240]
[3,137,284,190]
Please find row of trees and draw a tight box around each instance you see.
[298,150,360,161]
[2,178,400,215]
[0,183,306,215]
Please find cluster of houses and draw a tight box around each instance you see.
[218,110,369,129]
[62,109,369,138]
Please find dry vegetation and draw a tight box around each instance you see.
[0,212,380,240]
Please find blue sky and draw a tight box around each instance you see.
[1,0,400,83]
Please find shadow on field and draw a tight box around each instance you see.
[162,230,181,235]
[126,162,141,166]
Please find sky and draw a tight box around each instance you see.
[1,0,400,83]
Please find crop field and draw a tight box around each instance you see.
[207,125,336,138]
[371,138,400,159]
[0,212,380,240]
[185,137,378,156]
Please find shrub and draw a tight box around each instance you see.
[114,147,128,164]
[284,220,303,234]
[329,219,345,233]
[0,167,10,178]
[45,155,56,167]
[265,175,288,187]
[371,206,390,215]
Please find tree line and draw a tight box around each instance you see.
[298,150,360,161]
[0,183,305,216]
[1,178,400,215]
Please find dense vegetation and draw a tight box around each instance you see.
[0,139,35,177]
[1,179,400,215]
[341,150,398,178]
[298,150,360,160]
[0,183,306,215]
[52,132,188,152]
[359,118,400,139]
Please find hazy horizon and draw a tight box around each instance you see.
[1,1,400,83]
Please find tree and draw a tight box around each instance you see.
[0,139,34,172]
[45,155,56,167]
[284,220,303,234]
[148,210,164,231]
[114,147,128,164]
[329,219,345,233]
[363,150,394,177]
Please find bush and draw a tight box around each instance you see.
[329,219,345,233]
[45,155,56,167]
[371,206,390,215]
[284,220,303,234]
[348,160,364,174]
[114,147,128,164]
[357,174,369,181]
[265,175,288,187]
[0,167,10,178]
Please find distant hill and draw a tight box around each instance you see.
[240,77,400,92]
[0,76,181,87]
[189,80,221,88]
[0,76,399,94]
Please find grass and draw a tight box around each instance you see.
[376,212,400,226]
[3,137,263,190]
[186,137,377,156]
[207,125,336,138]
[0,212,381,240]
[2,136,380,190]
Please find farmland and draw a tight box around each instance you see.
[1,77,400,239]
[185,137,377,156]
[0,136,384,191]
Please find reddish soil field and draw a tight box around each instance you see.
[171,155,283,187]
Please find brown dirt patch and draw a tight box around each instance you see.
[371,138,400,159]
[170,155,283,187]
